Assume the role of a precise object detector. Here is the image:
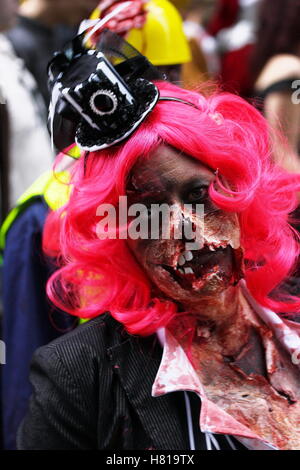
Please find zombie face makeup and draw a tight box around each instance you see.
[127,145,244,308]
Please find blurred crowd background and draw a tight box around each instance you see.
[0,0,299,451]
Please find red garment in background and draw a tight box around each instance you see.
[221,43,254,97]
[207,0,254,98]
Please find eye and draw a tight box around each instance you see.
[186,186,208,203]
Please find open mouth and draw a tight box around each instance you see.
[161,244,237,291]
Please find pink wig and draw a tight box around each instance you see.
[43,81,300,335]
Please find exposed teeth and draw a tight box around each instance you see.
[178,268,185,274]
[178,255,185,266]
[178,251,193,268]
[184,267,194,275]
[208,245,216,251]
[187,241,203,251]
[184,250,193,261]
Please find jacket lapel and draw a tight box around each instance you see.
[107,333,190,450]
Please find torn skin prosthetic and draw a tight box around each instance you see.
[127,145,243,308]
[127,145,300,450]
[167,295,300,450]
[148,211,243,301]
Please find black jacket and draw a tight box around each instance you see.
[17,314,193,450]
[18,313,248,450]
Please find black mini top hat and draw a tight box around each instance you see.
[48,29,162,155]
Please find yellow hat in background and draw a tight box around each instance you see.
[90,0,191,66]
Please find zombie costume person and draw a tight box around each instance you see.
[18,31,300,450]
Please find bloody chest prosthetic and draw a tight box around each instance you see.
[155,291,300,451]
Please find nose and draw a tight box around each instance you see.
[181,214,195,241]
[169,203,197,242]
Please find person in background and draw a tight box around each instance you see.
[251,0,300,169]
[207,0,261,98]
[90,0,191,84]
[0,0,60,451]
[250,0,300,299]
[7,0,100,107]
[0,0,53,211]
[180,0,220,88]
[0,0,18,451]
